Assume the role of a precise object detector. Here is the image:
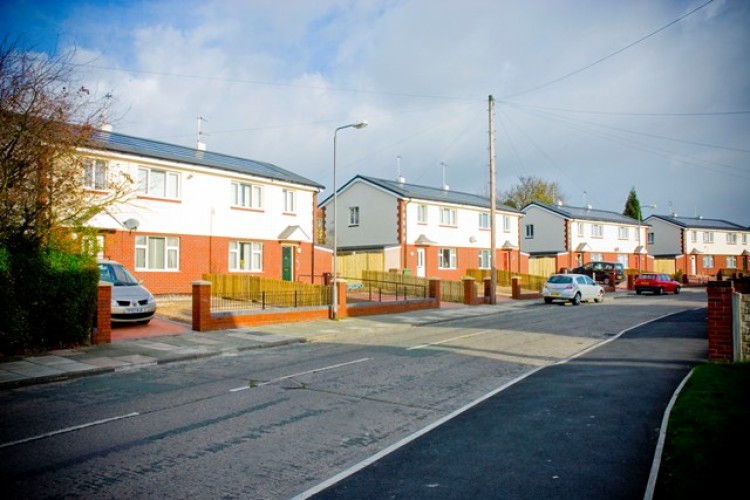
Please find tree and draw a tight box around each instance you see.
[622,187,642,221]
[500,176,564,209]
[0,39,131,252]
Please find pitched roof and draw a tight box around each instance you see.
[324,175,521,213]
[524,202,641,225]
[88,129,324,189]
[646,214,747,231]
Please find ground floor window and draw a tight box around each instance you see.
[136,236,179,270]
[702,255,714,269]
[617,254,628,268]
[438,248,456,269]
[229,241,263,271]
[726,256,737,268]
[478,249,491,269]
[591,253,603,262]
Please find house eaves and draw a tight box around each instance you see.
[646,214,746,232]
[524,202,641,225]
[88,130,324,190]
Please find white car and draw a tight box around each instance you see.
[97,259,157,323]
[542,273,605,305]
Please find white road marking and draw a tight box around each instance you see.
[407,329,493,350]
[0,412,140,449]
[229,357,371,392]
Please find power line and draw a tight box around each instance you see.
[502,0,715,99]
[497,101,750,117]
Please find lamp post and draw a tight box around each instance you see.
[638,204,657,275]
[332,120,368,319]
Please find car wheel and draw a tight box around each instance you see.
[544,297,553,304]
[571,293,581,306]
[656,287,663,296]
[594,290,604,303]
[636,289,642,295]
[674,287,681,295]
[603,277,610,285]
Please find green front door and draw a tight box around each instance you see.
[282,246,293,281]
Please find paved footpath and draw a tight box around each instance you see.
[0,302,528,390]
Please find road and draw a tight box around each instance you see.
[0,290,706,499]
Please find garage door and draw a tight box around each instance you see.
[529,256,557,277]
[653,258,676,275]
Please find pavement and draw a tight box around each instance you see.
[0,300,535,390]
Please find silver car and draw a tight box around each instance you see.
[98,259,157,323]
[542,273,605,305]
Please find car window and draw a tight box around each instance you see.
[640,274,657,279]
[98,263,139,286]
[584,276,595,285]
[548,275,573,284]
[576,276,586,284]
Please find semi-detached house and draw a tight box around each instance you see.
[319,175,526,280]
[645,214,750,276]
[83,130,330,295]
[521,202,649,276]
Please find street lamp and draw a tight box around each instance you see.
[638,204,657,274]
[332,120,368,319]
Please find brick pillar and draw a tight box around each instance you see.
[334,280,348,318]
[192,280,212,332]
[93,282,112,344]
[429,278,441,306]
[484,277,493,303]
[627,274,635,291]
[463,277,476,305]
[511,276,521,299]
[707,281,734,362]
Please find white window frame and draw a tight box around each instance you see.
[525,224,534,239]
[135,236,179,271]
[478,249,491,269]
[648,232,655,245]
[618,227,629,240]
[702,255,714,268]
[283,189,296,213]
[439,207,457,226]
[690,230,697,243]
[727,256,737,268]
[503,216,511,232]
[83,158,108,190]
[231,181,263,209]
[417,204,428,223]
[577,222,585,237]
[703,231,714,243]
[229,241,263,272]
[727,233,737,245]
[591,253,603,262]
[591,224,604,238]
[349,206,360,226]
[438,248,457,269]
[478,212,490,229]
[138,167,180,199]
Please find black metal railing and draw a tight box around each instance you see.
[211,288,332,312]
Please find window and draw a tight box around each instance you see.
[591,253,603,262]
[618,227,629,239]
[503,216,511,232]
[478,212,490,229]
[83,158,108,190]
[283,189,296,213]
[229,241,263,271]
[702,255,714,268]
[439,207,457,226]
[417,204,428,223]
[577,222,584,237]
[478,249,491,269]
[727,233,737,245]
[690,231,697,243]
[591,224,603,238]
[349,206,360,226]
[135,236,179,270]
[525,224,534,239]
[727,256,737,268]
[82,234,104,258]
[617,254,628,267]
[138,167,180,199]
[231,182,263,209]
[648,232,655,245]
[438,248,456,269]
[743,234,748,245]
[703,232,714,243]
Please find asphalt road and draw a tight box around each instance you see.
[0,290,706,499]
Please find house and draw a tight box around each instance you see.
[83,129,330,294]
[318,175,526,280]
[645,214,750,276]
[521,202,649,276]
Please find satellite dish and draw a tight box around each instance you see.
[123,218,140,231]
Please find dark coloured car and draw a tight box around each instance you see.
[571,261,625,285]
[634,273,681,295]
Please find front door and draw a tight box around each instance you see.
[690,255,697,275]
[416,248,425,277]
[282,246,293,281]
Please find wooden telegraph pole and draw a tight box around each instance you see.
[489,95,497,304]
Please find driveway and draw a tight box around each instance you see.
[111,316,192,340]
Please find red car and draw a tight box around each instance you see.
[634,273,681,295]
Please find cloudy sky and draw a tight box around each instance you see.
[2,0,749,225]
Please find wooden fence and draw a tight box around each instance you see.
[465,269,547,293]
[202,274,330,310]
[360,270,469,303]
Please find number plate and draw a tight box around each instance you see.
[126,306,146,314]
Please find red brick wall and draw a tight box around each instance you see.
[707,281,733,362]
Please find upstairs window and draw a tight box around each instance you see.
[503,216,511,232]
[690,231,697,243]
[577,222,584,237]
[525,224,534,239]
[478,212,490,229]
[440,207,457,226]
[138,167,180,199]
[703,232,714,244]
[648,232,655,245]
[232,182,263,209]
[83,158,108,190]
[727,233,737,245]
[283,189,296,213]
[591,224,604,238]
[417,204,428,223]
[618,227,629,239]
[349,206,360,226]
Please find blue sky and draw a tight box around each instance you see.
[2,0,749,224]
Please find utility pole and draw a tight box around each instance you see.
[489,95,497,304]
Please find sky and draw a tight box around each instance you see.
[2,0,749,225]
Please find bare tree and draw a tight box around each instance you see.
[0,39,132,252]
[500,175,564,209]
